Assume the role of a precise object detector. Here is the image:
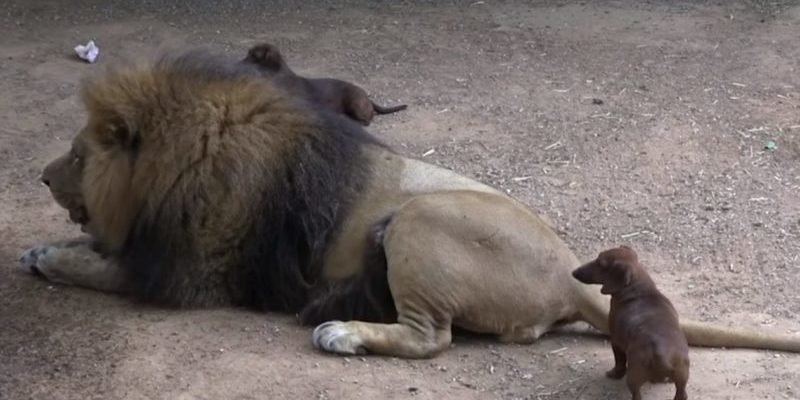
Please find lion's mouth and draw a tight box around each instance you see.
[68,206,89,225]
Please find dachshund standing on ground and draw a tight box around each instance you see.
[572,246,690,400]
[242,43,407,126]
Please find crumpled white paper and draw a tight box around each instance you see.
[74,40,99,63]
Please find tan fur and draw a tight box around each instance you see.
[22,51,800,359]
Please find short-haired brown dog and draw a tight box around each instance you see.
[242,43,407,126]
[572,246,689,400]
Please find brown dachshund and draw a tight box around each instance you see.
[242,43,407,126]
[572,246,689,400]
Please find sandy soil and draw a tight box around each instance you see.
[1,1,799,399]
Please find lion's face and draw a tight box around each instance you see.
[42,108,143,251]
[42,135,89,227]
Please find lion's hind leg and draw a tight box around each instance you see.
[313,316,452,358]
[313,190,563,358]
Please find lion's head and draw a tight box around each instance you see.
[42,52,307,252]
[41,110,145,250]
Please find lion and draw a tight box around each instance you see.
[20,49,800,359]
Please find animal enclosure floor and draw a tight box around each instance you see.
[1,1,799,399]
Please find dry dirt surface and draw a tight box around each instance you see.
[2,1,799,399]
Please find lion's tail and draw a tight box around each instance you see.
[572,277,611,334]
[679,320,800,352]
[573,278,800,353]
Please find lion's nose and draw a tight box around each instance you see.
[41,177,50,187]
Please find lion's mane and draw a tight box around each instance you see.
[80,50,390,319]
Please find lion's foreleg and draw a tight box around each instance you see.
[19,238,127,293]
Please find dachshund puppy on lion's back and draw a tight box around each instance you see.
[242,42,407,126]
[572,246,689,400]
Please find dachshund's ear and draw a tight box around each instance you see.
[617,245,638,261]
[600,260,632,295]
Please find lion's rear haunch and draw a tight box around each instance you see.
[79,50,393,318]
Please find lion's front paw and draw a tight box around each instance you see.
[19,245,56,275]
[18,244,72,285]
[312,321,367,356]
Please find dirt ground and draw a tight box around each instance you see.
[1,1,799,399]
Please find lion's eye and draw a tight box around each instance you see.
[72,154,82,164]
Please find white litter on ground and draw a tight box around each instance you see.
[74,40,99,63]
